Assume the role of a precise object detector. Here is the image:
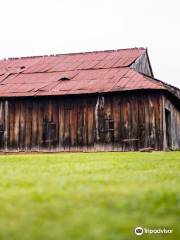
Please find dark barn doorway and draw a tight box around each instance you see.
[165,109,171,148]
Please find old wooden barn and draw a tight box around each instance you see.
[0,48,180,152]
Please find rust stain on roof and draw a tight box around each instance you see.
[0,48,178,98]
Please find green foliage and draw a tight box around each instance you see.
[0,152,179,240]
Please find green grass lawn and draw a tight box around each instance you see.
[0,152,179,240]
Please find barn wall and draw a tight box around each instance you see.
[163,96,180,150]
[0,92,163,152]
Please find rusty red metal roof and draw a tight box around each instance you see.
[0,48,178,98]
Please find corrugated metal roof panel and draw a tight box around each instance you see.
[0,67,165,97]
[0,48,145,74]
[0,48,177,98]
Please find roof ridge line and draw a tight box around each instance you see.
[0,47,146,61]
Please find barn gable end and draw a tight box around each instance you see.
[130,49,154,77]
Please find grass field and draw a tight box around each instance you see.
[0,152,179,240]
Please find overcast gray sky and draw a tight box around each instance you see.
[0,0,179,87]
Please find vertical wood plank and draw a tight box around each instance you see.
[70,100,77,150]
[59,101,65,151]
[77,105,84,147]
[87,98,94,148]
[4,100,9,151]
[0,101,5,150]
[25,100,32,150]
[9,101,15,150]
[52,99,59,150]
[19,101,26,151]
[38,100,44,151]
[32,100,38,150]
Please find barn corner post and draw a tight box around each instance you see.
[161,95,166,151]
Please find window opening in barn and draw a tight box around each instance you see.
[47,122,56,142]
[103,118,114,130]
[101,117,114,143]
[107,118,114,142]
[43,118,57,147]
[165,109,171,148]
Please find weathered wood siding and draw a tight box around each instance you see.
[163,95,180,150]
[0,92,164,152]
[130,52,153,77]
